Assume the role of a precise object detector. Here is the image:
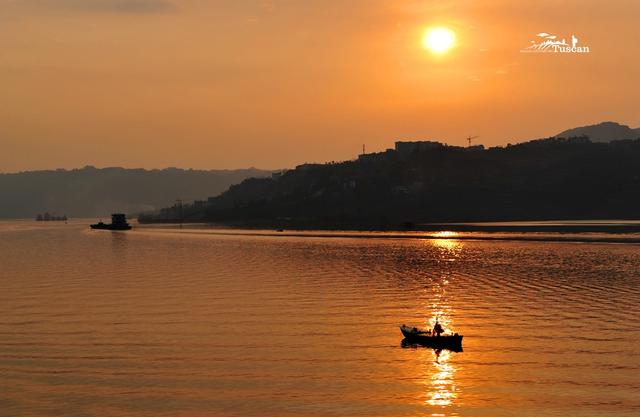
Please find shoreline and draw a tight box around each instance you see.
[134,224,640,244]
[136,218,640,235]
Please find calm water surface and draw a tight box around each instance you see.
[1,220,639,416]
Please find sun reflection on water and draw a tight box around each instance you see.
[432,231,459,238]
[430,232,463,257]
[432,238,459,251]
[420,238,463,412]
[426,349,458,407]
[424,298,459,409]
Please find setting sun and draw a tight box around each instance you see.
[423,27,456,54]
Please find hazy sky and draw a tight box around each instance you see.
[1,0,639,171]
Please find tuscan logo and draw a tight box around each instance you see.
[521,32,590,53]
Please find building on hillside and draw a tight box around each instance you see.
[357,149,396,162]
[394,141,444,157]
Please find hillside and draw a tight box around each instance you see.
[140,137,640,228]
[0,166,271,218]
[556,121,640,142]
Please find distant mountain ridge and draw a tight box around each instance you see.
[0,166,271,218]
[556,121,640,142]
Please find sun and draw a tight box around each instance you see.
[423,27,456,54]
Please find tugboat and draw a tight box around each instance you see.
[400,320,463,351]
[90,213,132,230]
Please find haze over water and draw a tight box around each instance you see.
[1,220,639,416]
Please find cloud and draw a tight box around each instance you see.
[24,0,175,14]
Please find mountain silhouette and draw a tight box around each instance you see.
[0,166,271,218]
[556,121,640,142]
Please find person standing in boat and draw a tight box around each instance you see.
[433,320,444,337]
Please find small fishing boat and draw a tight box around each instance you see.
[400,324,463,351]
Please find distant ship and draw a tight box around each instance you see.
[90,214,132,230]
[36,213,67,221]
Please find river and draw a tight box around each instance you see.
[1,220,638,416]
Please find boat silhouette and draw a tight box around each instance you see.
[400,324,463,351]
[90,214,132,230]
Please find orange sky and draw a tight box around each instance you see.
[1,0,639,172]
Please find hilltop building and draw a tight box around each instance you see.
[357,149,396,162]
[394,141,444,156]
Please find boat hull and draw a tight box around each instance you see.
[90,224,132,230]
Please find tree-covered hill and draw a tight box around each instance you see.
[141,137,640,228]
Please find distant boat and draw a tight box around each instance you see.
[400,324,463,351]
[36,213,67,221]
[90,214,132,230]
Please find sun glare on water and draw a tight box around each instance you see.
[423,27,456,54]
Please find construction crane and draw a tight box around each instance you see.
[466,135,479,147]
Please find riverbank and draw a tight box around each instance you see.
[133,220,640,245]
[137,218,640,235]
